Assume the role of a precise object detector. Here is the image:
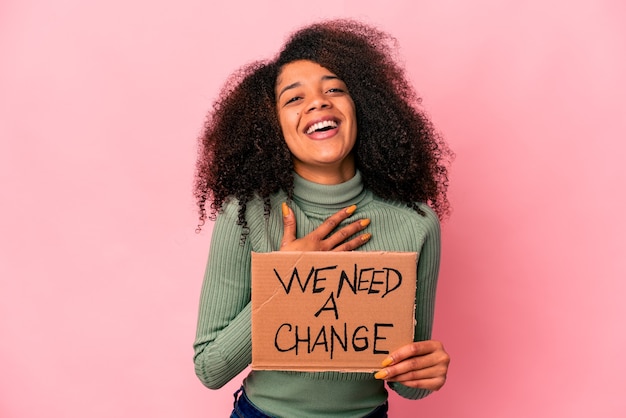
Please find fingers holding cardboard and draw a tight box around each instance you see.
[374,340,450,391]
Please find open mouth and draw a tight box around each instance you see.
[305,119,338,135]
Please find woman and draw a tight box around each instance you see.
[193,19,452,418]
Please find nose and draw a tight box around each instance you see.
[306,93,331,112]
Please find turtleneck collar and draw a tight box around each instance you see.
[291,170,371,212]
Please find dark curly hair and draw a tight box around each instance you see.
[194,19,453,234]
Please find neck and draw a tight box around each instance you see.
[293,158,356,185]
[292,170,367,210]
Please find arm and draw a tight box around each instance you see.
[193,202,371,389]
[193,202,254,389]
[377,205,450,399]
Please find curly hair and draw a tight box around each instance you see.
[194,19,453,234]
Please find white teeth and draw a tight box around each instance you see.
[306,120,338,134]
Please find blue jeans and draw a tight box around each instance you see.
[230,387,388,418]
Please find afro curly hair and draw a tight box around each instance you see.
[194,19,453,235]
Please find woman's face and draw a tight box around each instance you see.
[275,60,357,184]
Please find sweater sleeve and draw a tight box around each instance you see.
[193,202,253,389]
[388,205,441,400]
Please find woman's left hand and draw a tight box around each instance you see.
[374,340,450,391]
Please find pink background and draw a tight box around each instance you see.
[1,0,624,417]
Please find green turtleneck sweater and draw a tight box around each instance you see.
[194,171,441,417]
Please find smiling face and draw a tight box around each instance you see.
[275,60,357,184]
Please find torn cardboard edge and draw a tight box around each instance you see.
[251,251,418,372]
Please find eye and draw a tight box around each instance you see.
[327,88,345,94]
[284,96,302,105]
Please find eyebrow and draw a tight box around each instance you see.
[277,75,341,100]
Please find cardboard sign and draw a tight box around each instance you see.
[251,251,417,372]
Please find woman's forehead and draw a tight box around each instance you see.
[275,60,341,86]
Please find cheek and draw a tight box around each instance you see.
[279,112,299,135]
[341,98,357,123]
[276,113,287,135]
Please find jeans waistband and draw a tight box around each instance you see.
[231,387,388,418]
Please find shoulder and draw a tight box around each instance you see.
[214,191,287,248]
[369,196,440,233]
[217,190,287,220]
[212,197,268,237]
[358,196,440,252]
[415,203,441,236]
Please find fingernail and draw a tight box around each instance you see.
[282,202,289,216]
[361,233,372,242]
[360,218,370,227]
[374,370,388,380]
[345,205,357,215]
[381,357,393,367]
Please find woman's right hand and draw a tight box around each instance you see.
[280,203,371,251]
